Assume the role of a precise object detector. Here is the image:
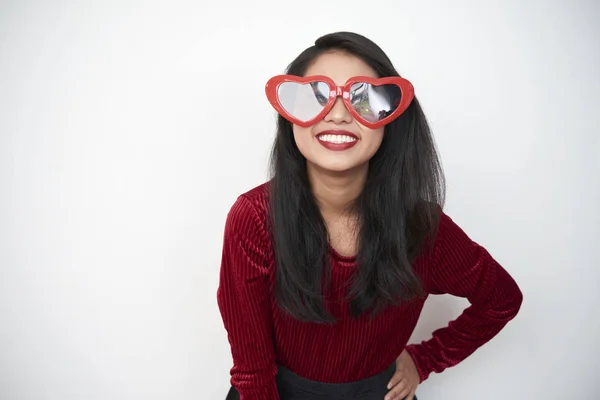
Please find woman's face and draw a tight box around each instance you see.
[293,52,385,174]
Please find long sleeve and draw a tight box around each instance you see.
[216,196,279,399]
[405,212,523,382]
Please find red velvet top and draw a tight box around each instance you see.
[217,182,523,399]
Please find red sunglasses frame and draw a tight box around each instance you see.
[265,74,415,129]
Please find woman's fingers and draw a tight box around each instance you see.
[387,371,402,390]
[384,376,409,400]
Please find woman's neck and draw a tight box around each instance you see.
[307,162,367,216]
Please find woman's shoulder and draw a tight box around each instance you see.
[224,181,271,238]
[237,180,271,209]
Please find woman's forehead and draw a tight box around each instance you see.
[304,52,378,85]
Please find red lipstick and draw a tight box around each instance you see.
[315,130,359,151]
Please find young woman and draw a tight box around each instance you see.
[217,31,523,400]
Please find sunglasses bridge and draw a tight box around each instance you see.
[331,86,350,99]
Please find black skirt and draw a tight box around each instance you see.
[226,363,419,399]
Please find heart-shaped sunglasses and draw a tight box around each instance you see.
[265,75,414,129]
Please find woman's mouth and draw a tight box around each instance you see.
[316,130,359,151]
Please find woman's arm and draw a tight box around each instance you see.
[405,212,523,382]
[217,196,279,399]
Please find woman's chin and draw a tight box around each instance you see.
[307,159,367,175]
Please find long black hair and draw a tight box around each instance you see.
[269,32,445,323]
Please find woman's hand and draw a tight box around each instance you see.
[384,349,420,400]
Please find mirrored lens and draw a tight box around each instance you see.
[277,81,330,122]
[349,83,402,123]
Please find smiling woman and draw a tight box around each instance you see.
[217,31,523,400]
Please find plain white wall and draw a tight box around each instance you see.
[1,0,598,399]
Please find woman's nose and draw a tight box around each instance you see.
[324,97,353,124]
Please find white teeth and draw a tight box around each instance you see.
[318,134,357,144]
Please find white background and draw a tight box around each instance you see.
[1,1,599,399]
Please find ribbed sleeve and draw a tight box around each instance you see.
[216,195,279,400]
[404,212,523,382]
